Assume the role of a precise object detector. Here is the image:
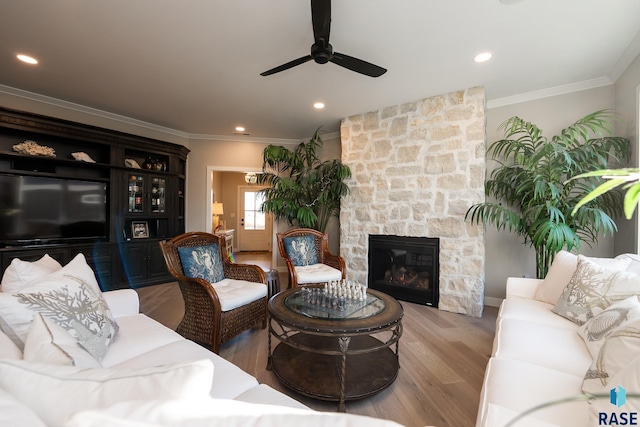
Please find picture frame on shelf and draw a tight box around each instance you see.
[132,221,149,239]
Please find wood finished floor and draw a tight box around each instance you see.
[136,252,498,427]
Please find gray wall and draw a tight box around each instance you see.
[613,53,640,256]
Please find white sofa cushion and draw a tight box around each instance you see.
[66,397,404,427]
[212,278,267,311]
[577,295,640,359]
[0,387,46,427]
[234,384,310,409]
[100,314,183,368]
[23,313,101,368]
[0,253,118,361]
[534,251,630,305]
[498,297,578,330]
[492,318,591,377]
[0,254,62,293]
[111,339,260,400]
[0,358,214,427]
[552,256,640,325]
[294,263,342,284]
[478,357,588,427]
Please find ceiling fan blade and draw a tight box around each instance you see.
[260,55,313,76]
[311,0,331,44]
[330,52,387,77]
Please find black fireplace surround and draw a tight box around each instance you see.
[367,235,439,307]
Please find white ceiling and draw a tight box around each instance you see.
[1,0,639,140]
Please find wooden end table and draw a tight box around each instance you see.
[267,285,403,412]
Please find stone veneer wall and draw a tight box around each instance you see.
[339,87,486,317]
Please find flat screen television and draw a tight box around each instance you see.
[0,175,108,246]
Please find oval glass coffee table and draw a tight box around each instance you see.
[267,285,403,412]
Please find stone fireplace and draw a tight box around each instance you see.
[339,87,486,317]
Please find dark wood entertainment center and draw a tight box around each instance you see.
[0,107,189,291]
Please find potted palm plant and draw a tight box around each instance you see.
[257,129,351,233]
[465,110,630,278]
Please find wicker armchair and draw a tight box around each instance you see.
[159,232,267,353]
[277,228,346,289]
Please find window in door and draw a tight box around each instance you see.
[244,191,266,230]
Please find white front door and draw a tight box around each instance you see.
[236,185,271,251]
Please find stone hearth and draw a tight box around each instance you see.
[339,87,486,317]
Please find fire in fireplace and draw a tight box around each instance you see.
[367,235,439,306]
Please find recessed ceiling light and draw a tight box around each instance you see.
[235,126,245,132]
[313,102,325,109]
[473,52,493,63]
[17,54,38,65]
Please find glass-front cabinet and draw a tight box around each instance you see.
[127,174,166,214]
[128,174,144,213]
[150,177,166,214]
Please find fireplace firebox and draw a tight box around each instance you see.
[367,235,439,307]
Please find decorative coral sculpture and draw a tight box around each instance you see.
[13,140,56,157]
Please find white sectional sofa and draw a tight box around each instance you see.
[477,251,640,427]
[0,254,404,427]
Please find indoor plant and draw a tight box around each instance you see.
[257,129,351,233]
[465,110,630,278]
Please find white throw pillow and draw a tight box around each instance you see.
[24,313,101,368]
[0,253,118,361]
[577,296,640,359]
[534,251,630,305]
[552,255,640,325]
[0,328,22,359]
[0,358,214,427]
[1,254,62,293]
[66,397,405,427]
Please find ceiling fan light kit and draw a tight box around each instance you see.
[260,0,387,78]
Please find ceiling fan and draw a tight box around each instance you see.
[260,0,387,78]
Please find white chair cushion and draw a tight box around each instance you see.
[294,264,342,284]
[212,278,267,311]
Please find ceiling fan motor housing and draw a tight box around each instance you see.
[311,42,333,64]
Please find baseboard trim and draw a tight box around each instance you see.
[484,296,503,308]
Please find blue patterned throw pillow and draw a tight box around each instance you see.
[283,235,318,266]
[177,244,225,284]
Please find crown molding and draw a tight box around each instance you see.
[486,77,614,109]
[0,84,309,145]
[0,84,192,139]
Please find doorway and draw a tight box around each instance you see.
[206,168,274,254]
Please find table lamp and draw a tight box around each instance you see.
[212,202,224,230]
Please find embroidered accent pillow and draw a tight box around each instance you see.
[534,251,630,305]
[551,255,640,325]
[0,253,119,361]
[283,235,318,266]
[23,313,101,368]
[577,296,640,359]
[178,244,225,284]
[582,319,640,392]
